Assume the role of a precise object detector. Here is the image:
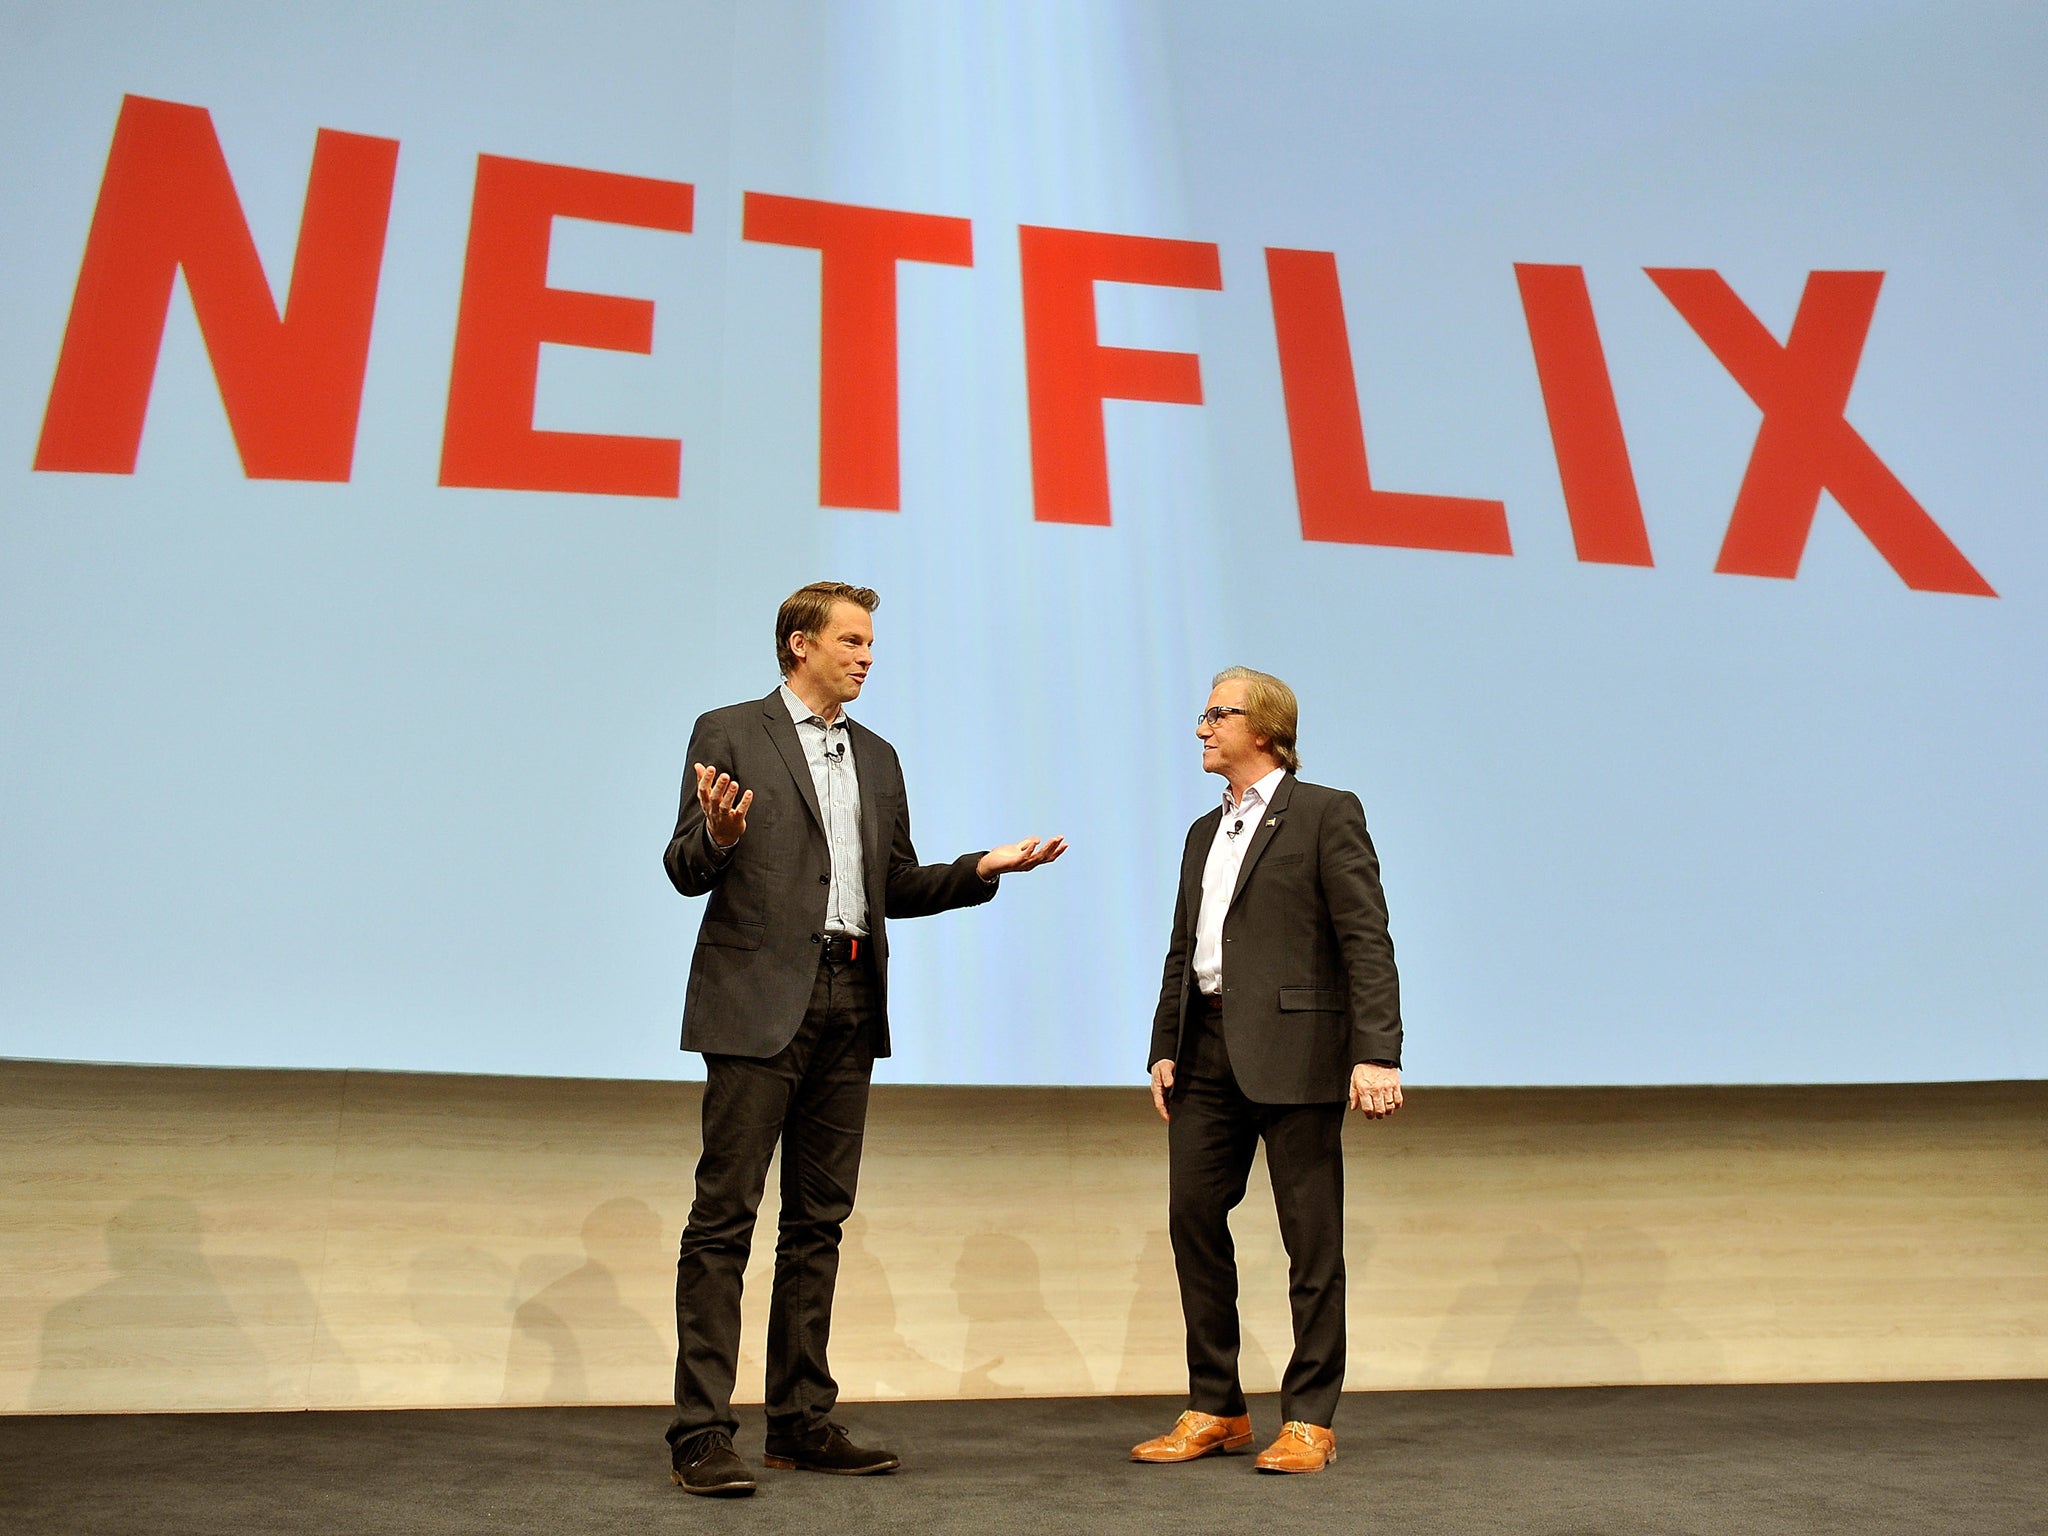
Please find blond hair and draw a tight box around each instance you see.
[776,581,880,676]
[1213,665,1301,773]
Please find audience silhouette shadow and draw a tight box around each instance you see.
[828,1212,954,1399]
[1112,1225,1281,1397]
[34,1196,269,1410]
[952,1231,1095,1396]
[501,1197,666,1403]
[406,1245,516,1403]
[1421,1227,1724,1386]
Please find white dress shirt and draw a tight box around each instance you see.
[1192,765,1287,996]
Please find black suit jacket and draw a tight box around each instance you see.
[665,691,996,1059]
[1149,773,1402,1103]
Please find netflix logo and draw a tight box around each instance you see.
[32,95,1994,598]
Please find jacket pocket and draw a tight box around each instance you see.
[1278,985,1342,1012]
[698,916,766,950]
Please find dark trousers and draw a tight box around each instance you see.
[1168,1000,1348,1428]
[668,955,878,1448]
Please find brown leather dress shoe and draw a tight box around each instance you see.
[1255,1420,1336,1473]
[1130,1409,1254,1463]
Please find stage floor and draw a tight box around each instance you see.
[5,1383,2044,1535]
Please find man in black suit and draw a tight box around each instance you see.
[662,581,1065,1496]
[1131,666,1402,1475]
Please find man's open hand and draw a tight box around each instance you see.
[976,836,1069,879]
[694,763,753,850]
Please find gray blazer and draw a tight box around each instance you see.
[665,691,995,1059]
[1149,773,1402,1103]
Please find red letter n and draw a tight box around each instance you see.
[1267,248,1510,554]
[1648,268,1993,596]
[1018,226,1222,525]
[439,156,694,499]
[34,94,398,480]
[742,194,973,511]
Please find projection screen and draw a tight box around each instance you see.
[2,0,2043,1085]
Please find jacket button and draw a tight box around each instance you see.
[810,933,821,944]
[819,874,829,885]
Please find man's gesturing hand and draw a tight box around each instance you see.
[694,763,753,850]
[1150,1059,1175,1122]
[1349,1063,1403,1118]
[976,836,1069,879]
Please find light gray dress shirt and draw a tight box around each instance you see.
[779,683,869,937]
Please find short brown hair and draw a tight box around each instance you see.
[776,581,880,676]
[1213,665,1301,773]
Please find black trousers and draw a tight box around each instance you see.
[668,955,878,1448]
[1168,1000,1348,1428]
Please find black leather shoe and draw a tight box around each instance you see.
[671,1430,756,1496]
[762,1421,900,1475]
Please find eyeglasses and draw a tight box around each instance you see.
[1196,706,1249,728]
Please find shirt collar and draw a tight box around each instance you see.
[1223,766,1288,818]
[779,682,847,730]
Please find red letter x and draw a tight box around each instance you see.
[1648,269,1993,596]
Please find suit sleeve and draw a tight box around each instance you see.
[1321,791,1403,1069]
[879,758,997,920]
[1148,840,1195,1070]
[663,713,738,898]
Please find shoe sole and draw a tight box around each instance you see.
[1131,1435,1255,1463]
[761,1454,901,1475]
[671,1469,756,1496]
[1255,1449,1336,1474]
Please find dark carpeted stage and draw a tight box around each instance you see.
[4,1383,2044,1535]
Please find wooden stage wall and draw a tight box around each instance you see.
[2,1060,2043,1414]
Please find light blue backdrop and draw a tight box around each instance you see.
[2,1,2042,1084]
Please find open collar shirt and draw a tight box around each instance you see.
[780,683,868,937]
[1192,765,1288,997]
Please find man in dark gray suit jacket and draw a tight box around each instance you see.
[1131,667,1402,1476]
[662,581,1064,1496]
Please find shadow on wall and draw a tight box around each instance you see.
[31,1195,351,1410]
[1112,1225,1278,1396]
[501,1197,667,1404]
[953,1231,1095,1397]
[1579,1225,1724,1382]
[830,1212,953,1399]
[1423,1227,1722,1386]
[407,1245,516,1403]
